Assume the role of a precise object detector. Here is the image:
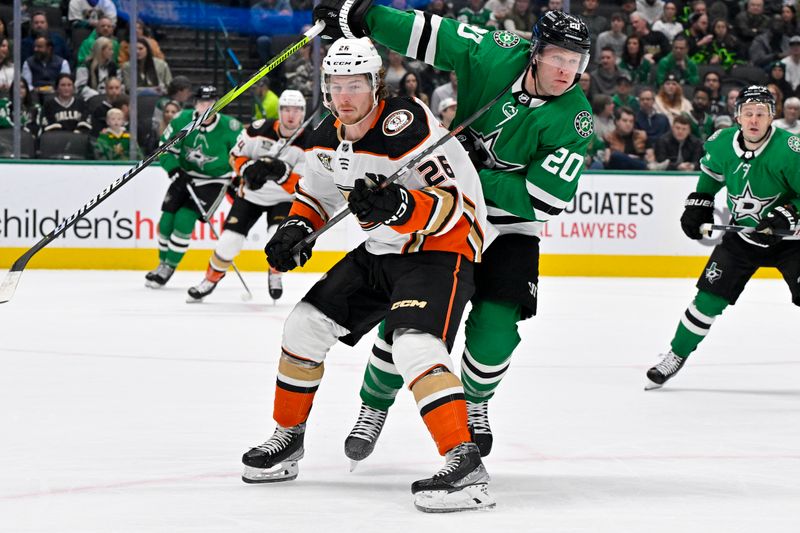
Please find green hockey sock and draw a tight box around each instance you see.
[164,207,198,268]
[461,299,521,403]
[157,212,175,263]
[670,290,729,358]
[359,321,403,411]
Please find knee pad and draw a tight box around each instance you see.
[281,302,350,365]
[214,230,246,262]
[391,328,453,386]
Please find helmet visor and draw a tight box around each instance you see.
[323,74,375,96]
[534,44,591,76]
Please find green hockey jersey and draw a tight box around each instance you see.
[94,129,141,160]
[697,126,800,227]
[159,109,242,184]
[366,6,594,236]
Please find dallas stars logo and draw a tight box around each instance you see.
[493,31,521,48]
[466,128,525,172]
[574,111,593,138]
[705,262,723,284]
[185,134,218,170]
[728,182,779,223]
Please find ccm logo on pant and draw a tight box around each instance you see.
[391,299,428,310]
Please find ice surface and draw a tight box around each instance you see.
[1,270,798,532]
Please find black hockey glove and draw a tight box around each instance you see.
[456,128,493,170]
[680,192,714,240]
[347,178,415,226]
[261,157,291,184]
[313,0,372,40]
[265,216,315,272]
[241,159,272,190]
[169,168,192,189]
[751,203,800,246]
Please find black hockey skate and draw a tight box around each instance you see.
[241,424,305,483]
[411,442,495,513]
[344,403,387,470]
[144,263,175,288]
[268,268,283,301]
[186,278,218,302]
[645,351,687,390]
[467,400,492,457]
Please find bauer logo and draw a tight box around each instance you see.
[383,110,414,136]
[493,31,520,48]
[391,299,428,310]
[574,111,594,138]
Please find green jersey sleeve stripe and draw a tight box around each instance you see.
[699,162,724,182]
[525,181,569,210]
[407,11,441,64]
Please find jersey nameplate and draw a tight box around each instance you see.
[383,110,414,136]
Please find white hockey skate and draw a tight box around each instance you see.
[645,351,687,390]
[241,424,305,483]
[411,442,495,513]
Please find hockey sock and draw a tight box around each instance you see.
[670,290,729,358]
[207,252,231,282]
[411,367,470,456]
[359,321,403,411]
[460,299,522,404]
[164,207,199,268]
[273,350,325,428]
[156,212,175,263]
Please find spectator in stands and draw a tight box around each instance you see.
[635,86,671,142]
[77,16,119,65]
[457,0,496,31]
[767,61,793,102]
[398,71,429,107]
[782,36,800,94]
[712,113,733,132]
[778,5,800,38]
[748,24,788,70]
[252,77,278,120]
[251,0,294,61]
[684,12,712,59]
[603,105,649,170]
[438,97,457,128]
[41,74,91,133]
[384,51,408,96]
[579,0,609,48]
[121,39,173,95]
[595,13,627,59]
[118,21,165,64]
[612,73,639,112]
[653,114,703,170]
[485,0,513,30]
[592,94,616,140]
[724,87,740,117]
[68,0,117,29]
[654,72,692,123]
[619,35,652,86]
[504,0,536,40]
[578,71,594,101]
[652,1,683,41]
[699,18,742,71]
[20,11,71,65]
[0,37,11,93]
[685,85,715,141]
[152,76,192,135]
[767,83,784,117]
[89,75,122,136]
[157,100,182,138]
[93,107,139,160]
[0,15,6,42]
[592,46,623,96]
[0,79,41,136]
[630,11,671,63]
[22,34,71,95]
[732,0,770,49]
[620,0,637,23]
[75,37,117,101]
[702,70,725,115]
[426,0,455,19]
[657,35,699,87]
[284,45,314,99]
[430,71,457,122]
[636,0,665,25]
[772,96,800,134]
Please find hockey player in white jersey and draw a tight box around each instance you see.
[187,90,309,302]
[240,37,496,513]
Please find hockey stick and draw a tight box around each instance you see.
[185,183,253,301]
[290,76,518,258]
[0,20,325,305]
[700,223,800,239]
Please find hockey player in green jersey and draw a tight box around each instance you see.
[312,3,594,461]
[145,85,242,288]
[646,86,800,389]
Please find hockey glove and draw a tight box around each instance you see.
[751,203,800,246]
[241,159,272,191]
[347,178,415,226]
[456,128,493,170]
[261,157,292,184]
[680,192,714,240]
[313,0,372,40]
[265,216,315,272]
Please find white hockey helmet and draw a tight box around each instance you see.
[321,37,383,111]
[278,89,306,111]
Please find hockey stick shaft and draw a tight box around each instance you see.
[291,76,518,256]
[185,184,253,299]
[0,20,324,305]
[700,223,800,238]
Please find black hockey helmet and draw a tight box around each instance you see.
[734,85,775,117]
[529,11,592,87]
[195,85,218,101]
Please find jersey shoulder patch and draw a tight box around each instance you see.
[492,31,522,49]
[360,97,432,159]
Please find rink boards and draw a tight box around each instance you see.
[0,161,781,278]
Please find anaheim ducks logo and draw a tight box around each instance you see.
[317,152,333,171]
[383,110,414,136]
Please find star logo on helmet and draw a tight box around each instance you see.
[574,111,594,138]
[729,182,779,223]
[493,31,521,48]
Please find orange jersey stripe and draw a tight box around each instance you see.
[288,202,325,230]
[281,172,301,194]
[442,254,461,341]
[232,155,250,176]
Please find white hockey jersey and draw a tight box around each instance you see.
[293,97,494,261]
[230,118,308,206]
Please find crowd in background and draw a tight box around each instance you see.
[3,0,800,167]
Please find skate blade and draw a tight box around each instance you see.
[413,483,495,513]
[349,459,359,473]
[644,379,664,391]
[242,462,299,484]
[144,280,165,289]
[186,295,205,303]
